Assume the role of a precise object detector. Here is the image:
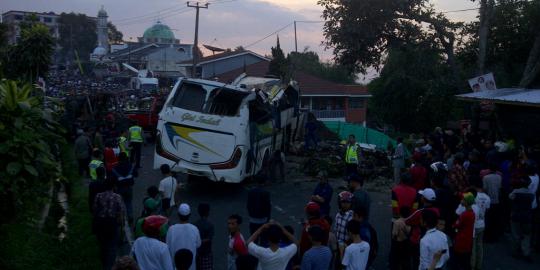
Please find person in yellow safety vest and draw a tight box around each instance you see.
[345,134,361,180]
[88,149,105,181]
[128,121,145,168]
[118,130,130,157]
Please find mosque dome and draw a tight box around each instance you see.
[98,6,107,17]
[143,21,175,41]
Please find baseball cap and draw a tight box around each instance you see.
[418,188,436,201]
[178,203,191,216]
[305,201,320,215]
[338,191,354,202]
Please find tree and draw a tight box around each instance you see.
[3,24,54,81]
[318,0,462,87]
[369,42,456,132]
[57,13,97,63]
[268,36,288,78]
[108,22,123,44]
[458,0,540,88]
[288,49,356,84]
[0,80,66,221]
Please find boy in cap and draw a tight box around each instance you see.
[453,193,476,270]
[334,191,354,258]
[132,215,173,270]
[166,204,201,270]
[405,188,440,270]
[299,202,331,257]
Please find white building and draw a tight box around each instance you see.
[1,10,61,45]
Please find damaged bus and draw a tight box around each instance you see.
[154,76,304,183]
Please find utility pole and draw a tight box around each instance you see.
[294,21,298,52]
[187,1,209,78]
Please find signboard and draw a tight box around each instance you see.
[468,73,497,92]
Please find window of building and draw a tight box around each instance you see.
[44,17,52,23]
[349,97,365,109]
[15,15,23,20]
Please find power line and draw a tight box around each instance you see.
[115,8,192,26]
[441,7,480,14]
[113,5,180,22]
[244,22,294,48]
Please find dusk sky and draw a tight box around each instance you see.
[1,0,479,81]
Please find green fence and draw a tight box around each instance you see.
[323,121,397,151]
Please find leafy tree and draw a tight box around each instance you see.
[108,22,123,44]
[288,49,356,84]
[458,0,540,88]
[57,13,97,63]
[268,36,288,78]
[318,0,462,87]
[369,43,456,132]
[0,80,66,221]
[3,24,54,82]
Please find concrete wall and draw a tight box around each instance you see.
[147,46,192,72]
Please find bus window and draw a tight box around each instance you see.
[206,88,248,116]
[171,83,207,112]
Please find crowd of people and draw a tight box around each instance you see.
[387,127,540,270]
[78,122,540,270]
[46,70,124,98]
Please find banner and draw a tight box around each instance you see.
[468,73,497,92]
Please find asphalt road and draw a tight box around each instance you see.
[126,144,540,270]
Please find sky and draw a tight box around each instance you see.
[1,0,480,81]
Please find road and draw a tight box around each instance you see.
[126,144,540,270]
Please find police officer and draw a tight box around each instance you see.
[128,120,144,168]
[118,130,130,157]
[345,134,361,177]
[88,149,105,181]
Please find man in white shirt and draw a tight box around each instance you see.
[132,215,174,270]
[159,164,179,216]
[455,187,490,270]
[247,222,297,270]
[342,220,370,270]
[166,204,201,270]
[419,209,449,270]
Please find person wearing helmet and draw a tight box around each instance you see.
[334,191,354,263]
[132,215,173,270]
[299,202,331,257]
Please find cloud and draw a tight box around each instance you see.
[1,0,479,62]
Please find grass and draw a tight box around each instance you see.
[0,144,101,270]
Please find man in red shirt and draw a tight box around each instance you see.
[409,152,428,190]
[453,193,476,270]
[405,188,440,270]
[392,172,419,218]
[299,202,330,257]
[227,214,248,270]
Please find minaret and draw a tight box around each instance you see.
[97,5,109,53]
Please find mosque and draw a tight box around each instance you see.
[90,6,195,79]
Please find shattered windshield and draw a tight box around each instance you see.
[170,82,248,116]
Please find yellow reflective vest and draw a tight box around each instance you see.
[345,144,359,164]
[89,159,104,180]
[129,126,143,143]
[119,136,129,156]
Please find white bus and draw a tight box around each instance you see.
[153,76,304,183]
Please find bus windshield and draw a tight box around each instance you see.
[170,82,248,116]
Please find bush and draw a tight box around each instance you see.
[0,145,100,270]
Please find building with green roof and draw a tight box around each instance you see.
[139,21,179,44]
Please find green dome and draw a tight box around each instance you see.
[143,22,175,40]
